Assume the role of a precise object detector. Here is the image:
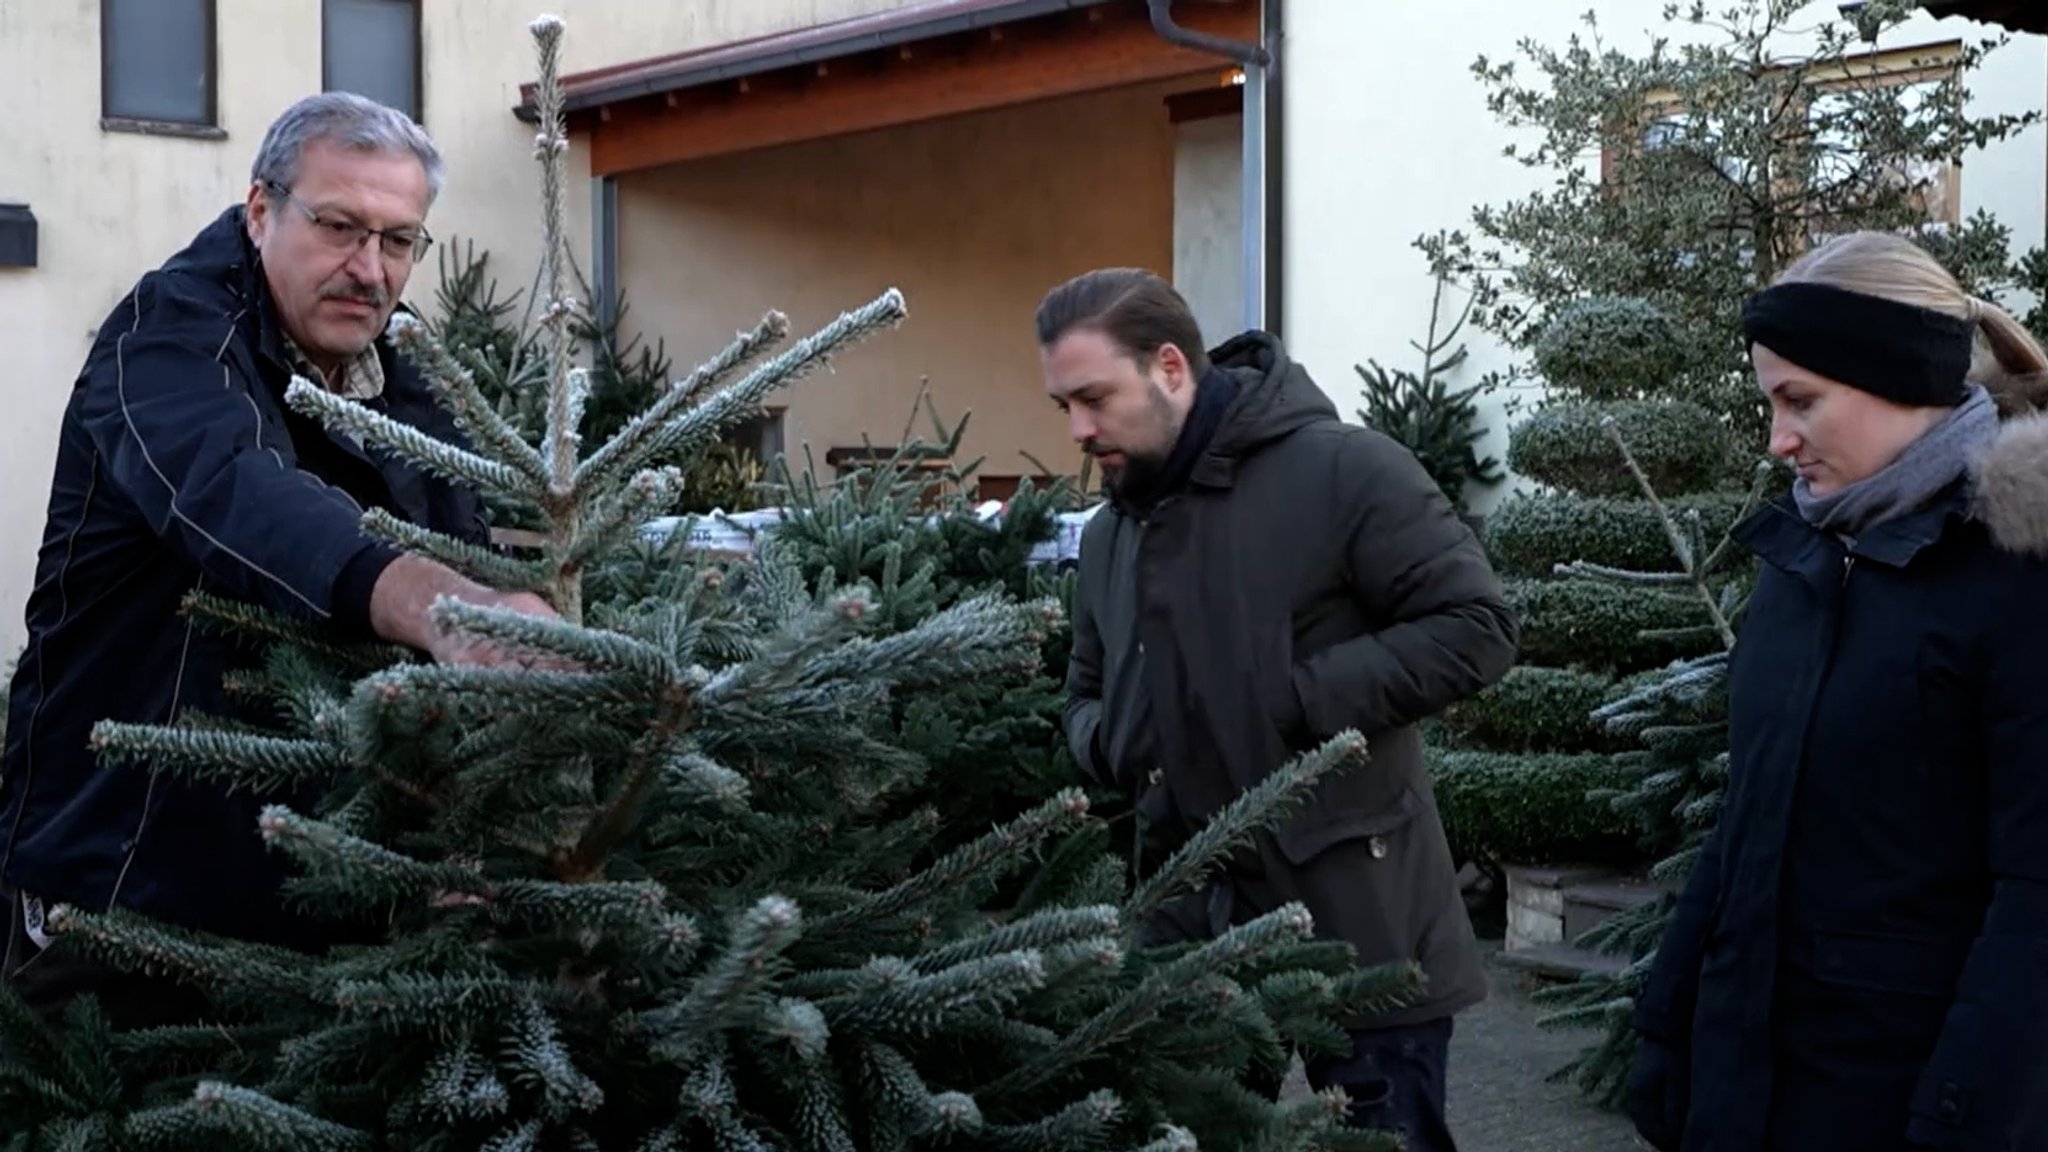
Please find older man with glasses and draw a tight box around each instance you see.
[0,92,555,1030]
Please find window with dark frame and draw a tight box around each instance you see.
[323,0,424,123]
[101,0,216,130]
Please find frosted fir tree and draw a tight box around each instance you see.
[0,15,1420,1151]
[1428,296,1744,876]
[1526,417,1770,1108]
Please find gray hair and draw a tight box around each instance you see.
[250,92,445,206]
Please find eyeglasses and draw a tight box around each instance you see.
[265,180,434,264]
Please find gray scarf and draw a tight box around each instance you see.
[1794,384,2000,538]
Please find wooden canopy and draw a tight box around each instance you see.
[515,0,1260,178]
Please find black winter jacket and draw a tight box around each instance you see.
[1063,331,1519,1029]
[0,206,488,952]
[1627,392,2048,1152]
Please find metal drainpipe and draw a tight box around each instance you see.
[1147,0,1276,335]
[592,174,619,332]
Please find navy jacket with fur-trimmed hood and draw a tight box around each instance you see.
[1626,375,2048,1152]
[0,205,488,952]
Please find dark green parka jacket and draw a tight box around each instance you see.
[1062,331,1519,1028]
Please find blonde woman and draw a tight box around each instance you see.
[1625,230,2048,1152]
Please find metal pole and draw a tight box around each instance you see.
[1240,60,1266,333]
[591,174,619,330]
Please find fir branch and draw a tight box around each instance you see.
[1126,1125,1198,1152]
[853,1041,941,1147]
[924,1092,985,1141]
[387,311,549,483]
[524,14,581,504]
[678,1055,776,1152]
[1036,937,1126,989]
[568,466,687,569]
[575,291,907,495]
[641,895,804,1063]
[560,680,695,882]
[1252,1090,1385,1152]
[346,664,646,748]
[660,750,751,812]
[764,997,832,1065]
[822,952,1048,1038]
[87,721,344,795]
[803,592,1053,690]
[123,1082,372,1151]
[1552,560,1695,587]
[804,789,1091,942]
[0,987,103,1118]
[574,310,791,493]
[488,877,680,947]
[285,378,536,502]
[1125,734,1368,924]
[983,905,1319,1097]
[977,1089,1122,1151]
[261,805,486,910]
[180,589,408,669]
[428,597,675,683]
[39,905,318,1000]
[503,999,604,1119]
[910,906,1121,973]
[361,507,548,592]
[1328,959,1428,1023]
[331,973,555,1040]
[479,1118,543,1152]
[789,1078,858,1152]
[633,1124,685,1152]
[1601,418,1736,648]
[409,1039,511,1124]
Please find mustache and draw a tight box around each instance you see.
[322,284,389,308]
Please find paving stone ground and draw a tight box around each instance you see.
[1443,944,1647,1152]
[1277,939,1649,1150]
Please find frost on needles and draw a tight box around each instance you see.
[0,14,1422,1152]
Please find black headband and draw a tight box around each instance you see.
[1740,281,1976,407]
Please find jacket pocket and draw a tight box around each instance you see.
[1806,928,1968,998]
[1277,784,1425,868]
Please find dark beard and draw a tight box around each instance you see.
[1104,366,1241,518]
[1101,451,1166,498]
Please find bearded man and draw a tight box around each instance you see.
[1038,267,1519,1151]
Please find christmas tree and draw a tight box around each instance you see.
[1418,0,2043,443]
[0,15,1421,1150]
[1428,296,1742,884]
[1524,411,1767,1108]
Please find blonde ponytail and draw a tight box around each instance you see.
[1967,297,2048,413]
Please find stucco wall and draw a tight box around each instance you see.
[615,80,1184,487]
[1174,111,1247,345]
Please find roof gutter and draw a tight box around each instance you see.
[1146,0,1269,67]
[1147,0,1278,335]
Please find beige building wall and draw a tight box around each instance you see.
[615,81,1184,489]
[1174,110,1247,345]
[0,0,924,658]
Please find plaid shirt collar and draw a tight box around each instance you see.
[282,334,385,401]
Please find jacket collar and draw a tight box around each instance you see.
[1735,479,1970,578]
[1183,331,1340,491]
